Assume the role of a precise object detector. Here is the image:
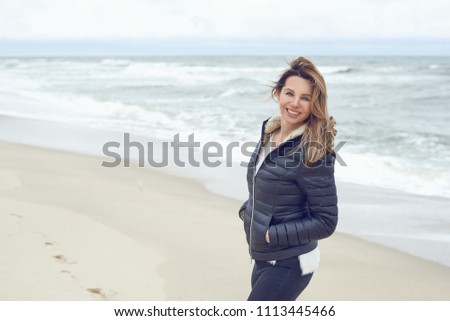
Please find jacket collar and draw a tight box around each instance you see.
[262,114,307,145]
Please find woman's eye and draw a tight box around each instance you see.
[301,96,310,101]
[285,92,294,97]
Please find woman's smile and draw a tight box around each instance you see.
[286,108,300,116]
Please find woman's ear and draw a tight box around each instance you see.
[275,89,281,102]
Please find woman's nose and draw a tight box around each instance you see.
[291,96,301,107]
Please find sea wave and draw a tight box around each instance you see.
[0,89,187,137]
[218,86,260,98]
[334,151,450,198]
[121,62,281,84]
[320,66,353,74]
[101,59,131,66]
[373,66,405,73]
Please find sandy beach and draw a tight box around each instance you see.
[1,138,450,301]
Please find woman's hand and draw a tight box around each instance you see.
[265,230,270,243]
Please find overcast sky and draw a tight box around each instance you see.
[1,0,450,55]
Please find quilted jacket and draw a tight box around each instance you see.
[239,117,338,261]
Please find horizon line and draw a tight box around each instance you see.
[1,38,449,56]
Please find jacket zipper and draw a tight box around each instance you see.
[249,168,256,262]
[249,138,263,262]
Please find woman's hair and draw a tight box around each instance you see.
[271,56,336,166]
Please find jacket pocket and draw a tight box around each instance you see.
[251,219,271,249]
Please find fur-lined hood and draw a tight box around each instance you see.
[262,114,307,145]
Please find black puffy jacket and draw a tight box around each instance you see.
[239,118,338,261]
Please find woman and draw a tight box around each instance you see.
[239,56,338,301]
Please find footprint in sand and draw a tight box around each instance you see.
[86,288,117,300]
[61,270,76,279]
[10,213,23,219]
[9,213,24,226]
[36,232,58,247]
[53,254,77,264]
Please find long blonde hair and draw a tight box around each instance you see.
[271,56,336,166]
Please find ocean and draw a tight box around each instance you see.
[1,56,449,265]
[1,55,449,198]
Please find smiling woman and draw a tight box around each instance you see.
[238,56,338,301]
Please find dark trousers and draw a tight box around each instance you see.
[247,256,313,301]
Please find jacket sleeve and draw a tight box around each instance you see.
[268,154,338,247]
[238,200,248,221]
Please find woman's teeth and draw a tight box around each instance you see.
[286,108,300,115]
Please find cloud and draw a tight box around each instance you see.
[0,0,449,41]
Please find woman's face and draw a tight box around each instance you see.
[276,76,312,128]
